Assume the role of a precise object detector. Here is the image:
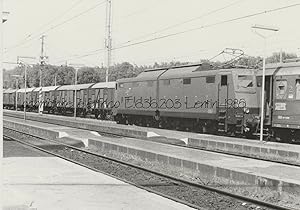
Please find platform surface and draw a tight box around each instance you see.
[3,140,194,210]
[4,115,100,146]
[4,114,300,185]
[88,135,300,183]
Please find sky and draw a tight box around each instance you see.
[2,0,300,69]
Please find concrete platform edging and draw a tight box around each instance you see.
[88,138,300,195]
[3,119,85,148]
[4,119,59,140]
[188,138,300,165]
[4,111,150,139]
[5,110,300,166]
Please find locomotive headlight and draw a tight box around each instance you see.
[243,107,250,114]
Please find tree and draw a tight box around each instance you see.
[3,50,298,89]
[236,56,261,68]
[77,67,101,84]
[266,52,297,63]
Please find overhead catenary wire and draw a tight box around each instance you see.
[52,0,243,64]
[53,48,106,64]
[51,2,300,65]
[5,0,106,54]
[113,3,300,51]
[113,0,167,29]
[120,0,245,44]
[19,0,84,45]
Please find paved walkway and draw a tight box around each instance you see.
[3,141,194,210]
[88,135,300,184]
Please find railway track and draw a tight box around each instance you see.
[4,127,297,210]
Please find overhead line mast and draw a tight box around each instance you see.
[39,35,47,115]
[105,0,112,82]
[40,35,46,87]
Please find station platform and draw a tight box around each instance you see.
[3,140,194,210]
[4,110,300,165]
[87,136,300,195]
[4,113,300,203]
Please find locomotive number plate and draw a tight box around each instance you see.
[275,103,286,111]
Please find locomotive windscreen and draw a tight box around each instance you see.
[236,75,255,90]
[234,74,256,93]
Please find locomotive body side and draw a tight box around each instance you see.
[114,64,259,135]
[114,68,163,125]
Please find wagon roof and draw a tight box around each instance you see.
[276,65,300,76]
[257,62,300,76]
[40,86,60,92]
[56,83,94,91]
[32,87,42,92]
[17,87,37,93]
[4,88,17,93]
[91,81,116,89]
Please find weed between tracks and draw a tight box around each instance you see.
[88,145,300,210]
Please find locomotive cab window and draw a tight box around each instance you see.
[235,74,256,93]
[221,75,227,86]
[237,75,253,88]
[296,79,300,100]
[276,80,287,99]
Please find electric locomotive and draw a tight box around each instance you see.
[113,63,259,136]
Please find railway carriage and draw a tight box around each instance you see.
[52,82,116,118]
[3,89,17,109]
[90,81,116,119]
[114,63,259,136]
[256,61,300,142]
[41,86,60,113]
[31,87,42,112]
[16,87,36,111]
[55,83,94,115]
